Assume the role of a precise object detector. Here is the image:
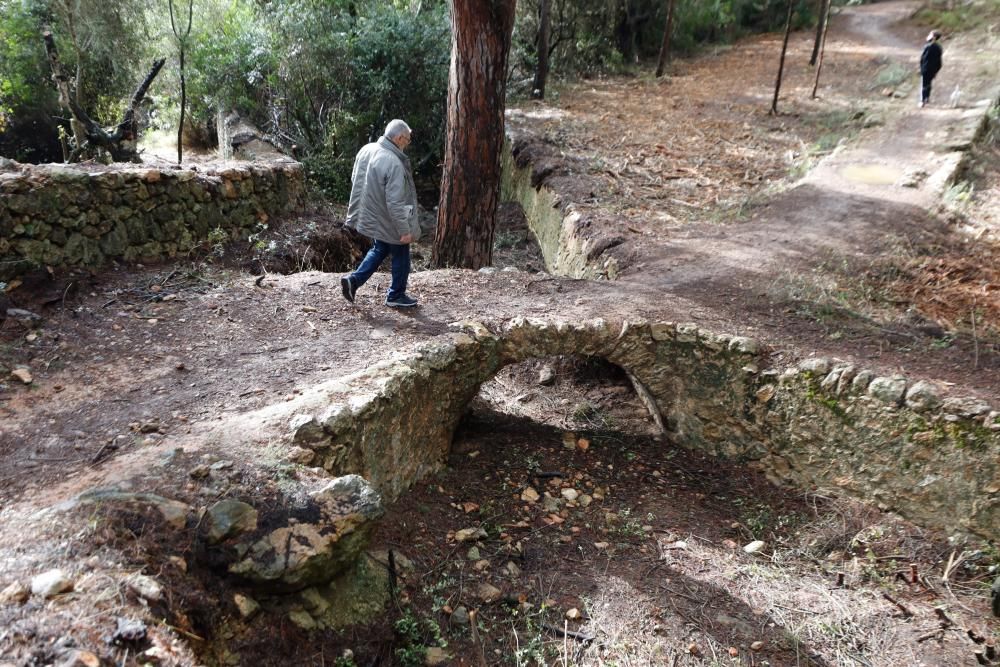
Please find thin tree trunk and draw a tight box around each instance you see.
[169,0,194,164]
[532,0,551,98]
[770,0,795,115]
[810,0,828,66]
[655,0,677,78]
[811,0,833,98]
[432,0,517,269]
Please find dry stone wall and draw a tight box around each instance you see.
[279,318,998,540]
[0,157,305,280]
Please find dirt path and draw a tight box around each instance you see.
[509,0,1000,394]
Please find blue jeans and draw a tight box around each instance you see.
[349,239,410,300]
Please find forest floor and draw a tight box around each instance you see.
[2,1,1000,666]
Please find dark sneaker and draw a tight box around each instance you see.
[340,276,356,304]
[385,294,418,308]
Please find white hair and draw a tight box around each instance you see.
[384,119,412,139]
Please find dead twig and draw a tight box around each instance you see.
[542,623,595,643]
[881,591,913,618]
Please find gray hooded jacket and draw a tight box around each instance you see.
[345,136,420,244]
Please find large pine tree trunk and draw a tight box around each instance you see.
[655,0,677,78]
[432,0,517,269]
[532,0,551,99]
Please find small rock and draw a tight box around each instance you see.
[139,420,161,434]
[578,494,593,507]
[451,606,470,626]
[750,640,765,651]
[868,376,907,406]
[905,380,941,412]
[454,527,487,543]
[0,581,30,605]
[521,487,540,503]
[425,647,449,666]
[466,546,481,561]
[743,540,766,554]
[234,593,260,619]
[562,431,577,450]
[473,559,490,572]
[126,574,163,602]
[205,499,258,543]
[542,495,561,512]
[504,561,521,577]
[209,459,234,471]
[112,617,147,644]
[537,366,555,386]
[11,367,32,384]
[288,609,316,630]
[189,464,210,479]
[31,569,72,598]
[476,582,502,602]
[561,488,579,502]
[286,446,315,465]
[594,542,610,550]
[565,608,581,620]
[136,647,169,665]
[54,650,100,667]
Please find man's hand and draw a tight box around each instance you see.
[400,234,413,244]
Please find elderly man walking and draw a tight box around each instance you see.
[919,30,943,108]
[341,119,421,307]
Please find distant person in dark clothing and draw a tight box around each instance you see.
[919,30,943,108]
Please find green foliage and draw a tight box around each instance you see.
[394,610,446,667]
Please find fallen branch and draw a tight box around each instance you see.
[542,623,595,643]
[881,592,913,618]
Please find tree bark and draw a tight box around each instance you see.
[770,0,795,115]
[169,0,194,164]
[532,0,551,99]
[810,0,828,66]
[811,0,834,98]
[43,31,165,162]
[432,0,517,269]
[655,0,677,78]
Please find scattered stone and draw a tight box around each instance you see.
[743,540,766,554]
[139,420,161,434]
[474,560,490,572]
[561,488,579,502]
[542,495,561,512]
[126,574,163,602]
[288,609,317,630]
[868,375,907,405]
[798,358,831,375]
[504,561,521,577]
[561,432,577,450]
[233,593,260,619]
[454,527,487,543]
[594,542,610,550]
[466,546,481,561]
[54,650,100,667]
[425,647,449,666]
[210,459,234,471]
[565,608,581,620]
[286,446,315,465]
[11,367,32,384]
[206,499,259,543]
[521,487,540,503]
[751,641,765,651]
[476,583,502,603]
[851,370,875,391]
[112,617,147,644]
[755,385,776,403]
[31,569,72,598]
[451,606,470,626]
[537,365,555,386]
[136,647,169,665]
[0,581,29,605]
[578,494,593,507]
[189,465,210,479]
[905,381,941,413]
[577,438,590,451]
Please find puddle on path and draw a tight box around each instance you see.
[841,163,901,185]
